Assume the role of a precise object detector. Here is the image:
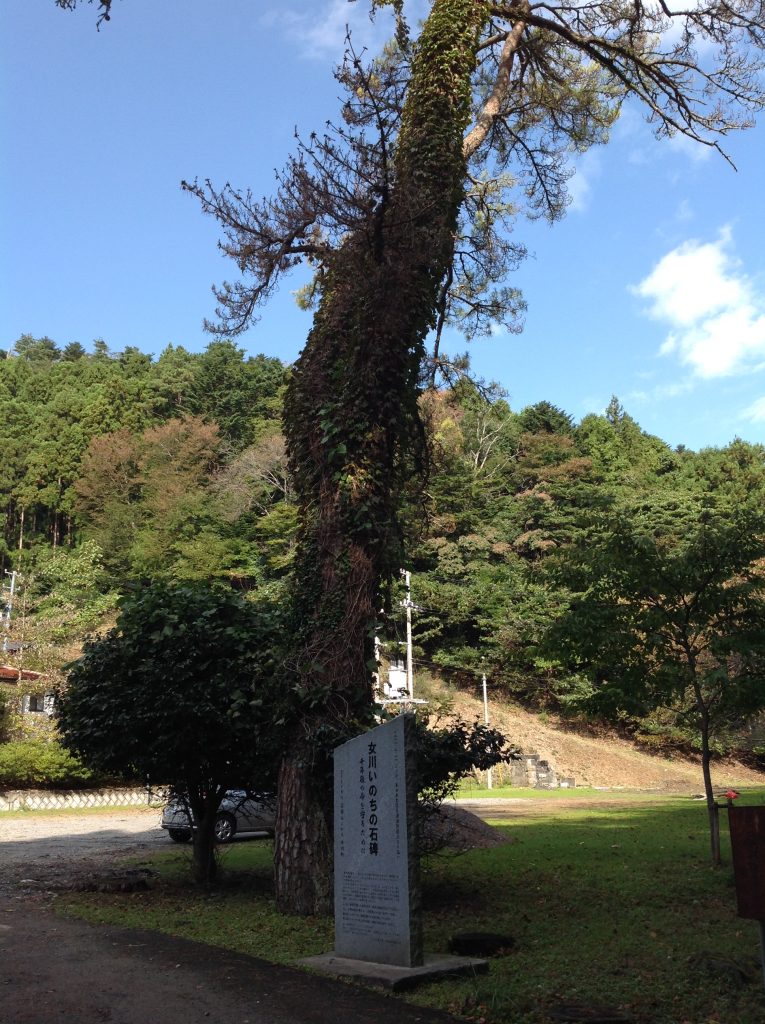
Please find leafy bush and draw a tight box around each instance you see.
[414,716,518,803]
[58,582,287,885]
[0,740,101,788]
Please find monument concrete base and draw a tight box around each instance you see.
[299,951,489,991]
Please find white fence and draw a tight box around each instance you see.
[0,787,166,812]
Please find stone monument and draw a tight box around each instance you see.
[333,712,421,967]
[302,712,489,989]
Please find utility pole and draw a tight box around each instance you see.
[2,570,17,653]
[372,624,382,701]
[401,569,414,700]
[482,669,493,790]
[399,569,424,701]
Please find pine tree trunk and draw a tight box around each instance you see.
[274,736,333,916]
[275,0,488,915]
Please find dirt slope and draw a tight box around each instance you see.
[432,682,765,792]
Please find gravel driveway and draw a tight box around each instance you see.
[0,807,167,894]
[0,797,661,896]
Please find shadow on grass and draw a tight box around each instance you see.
[415,799,765,1023]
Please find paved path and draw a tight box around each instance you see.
[0,900,462,1024]
[0,808,466,1023]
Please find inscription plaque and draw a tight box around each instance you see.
[334,714,422,967]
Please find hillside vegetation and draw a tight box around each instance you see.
[2,333,764,776]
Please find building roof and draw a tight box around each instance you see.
[0,665,44,682]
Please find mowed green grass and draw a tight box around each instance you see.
[55,791,765,1024]
[455,783,679,801]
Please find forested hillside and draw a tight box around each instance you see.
[0,334,290,720]
[2,333,764,763]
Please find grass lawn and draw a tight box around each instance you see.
[55,793,765,1024]
[455,783,680,801]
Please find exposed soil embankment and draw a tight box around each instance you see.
[442,686,765,792]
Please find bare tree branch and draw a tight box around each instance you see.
[464,4,530,158]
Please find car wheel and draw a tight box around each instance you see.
[214,813,237,844]
[168,828,192,843]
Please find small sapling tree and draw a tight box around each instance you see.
[548,500,765,866]
[57,584,286,885]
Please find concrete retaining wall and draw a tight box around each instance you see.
[0,787,166,812]
[508,753,575,789]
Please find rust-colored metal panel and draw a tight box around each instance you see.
[728,806,765,920]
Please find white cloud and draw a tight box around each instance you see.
[632,228,765,378]
[741,396,765,423]
[629,378,694,404]
[261,1,376,59]
[652,378,695,399]
[263,0,428,60]
[614,97,715,170]
[665,130,713,164]
[658,1,718,61]
[635,226,742,326]
[567,150,601,213]
[674,199,694,224]
[580,395,606,414]
[613,106,653,165]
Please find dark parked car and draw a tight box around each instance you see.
[160,790,276,844]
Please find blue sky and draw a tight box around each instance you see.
[3,0,765,451]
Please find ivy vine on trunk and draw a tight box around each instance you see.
[276,0,491,915]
